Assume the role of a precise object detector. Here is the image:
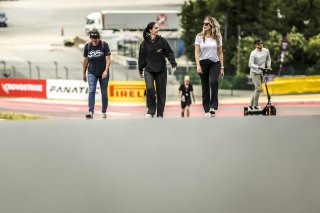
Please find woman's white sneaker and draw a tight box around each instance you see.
[146,114,154,118]
[204,112,211,117]
[209,108,215,115]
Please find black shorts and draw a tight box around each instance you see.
[181,101,191,109]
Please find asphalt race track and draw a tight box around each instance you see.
[0,116,320,213]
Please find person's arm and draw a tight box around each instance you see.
[266,49,271,68]
[82,43,89,82]
[164,39,177,71]
[190,85,195,103]
[179,90,182,99]
[178,85,183,100]
[102,42,111,79]
[102,55,111,79]
[217,44,224,78]
[195,43,202,74]
[82,57,89,82]
[248,51,260,73]
[138,42,146,78]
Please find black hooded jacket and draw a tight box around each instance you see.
[138,35,177,74]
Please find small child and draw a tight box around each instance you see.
[179,75,195,117]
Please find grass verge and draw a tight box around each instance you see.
[0,112,45,120]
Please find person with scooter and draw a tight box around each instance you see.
[248,38,271,111]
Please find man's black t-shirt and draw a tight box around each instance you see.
[179,84,193,105]
[83,40,111,76]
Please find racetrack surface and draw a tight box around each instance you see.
[0,116,319,213]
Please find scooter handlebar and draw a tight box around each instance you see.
[258,67,272,75]
[258,67,272,71]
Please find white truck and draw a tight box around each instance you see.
[85,10,179,33]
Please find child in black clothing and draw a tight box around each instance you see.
[179,75,195,117]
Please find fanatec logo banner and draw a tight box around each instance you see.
[46,79,101,100]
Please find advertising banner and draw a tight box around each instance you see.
[47,80,145,102]
[46,79,101,100]
[109,81,145,102]
[0,78,46,98]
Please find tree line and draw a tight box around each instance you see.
[180,0,320,78]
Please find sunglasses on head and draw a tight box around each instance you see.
[202,22,211,26]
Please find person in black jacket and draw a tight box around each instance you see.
[138,22,177,118]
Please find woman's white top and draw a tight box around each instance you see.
[195,35,222,62]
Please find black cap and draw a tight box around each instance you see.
[89,29,100,39]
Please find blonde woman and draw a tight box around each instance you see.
[194,16,224,117]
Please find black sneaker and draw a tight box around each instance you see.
[248,106,254,110]
[85,111,93,119]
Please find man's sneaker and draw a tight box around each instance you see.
[102,113,107,119]
[254,106,262,110]
[248,106,254,110]
[146,114,154,118]
[209,108,215,115]
[85,111,93,119]
[205,112,211,117]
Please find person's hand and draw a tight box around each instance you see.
[83,73,87,82]
[220,68,225,78]
[140,71,144,78]
[102,70,108,79]
[180,95,185,102]
[196,66,202,74]
[172,67,177,72]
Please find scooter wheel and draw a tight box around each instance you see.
[271,106,277,116]
[244,107,248,116]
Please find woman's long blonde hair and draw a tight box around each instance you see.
[198,16,222,45]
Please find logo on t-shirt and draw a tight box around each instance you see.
[88,50,104,58]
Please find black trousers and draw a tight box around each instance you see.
[199,59,221,112]
[144,70,167,116]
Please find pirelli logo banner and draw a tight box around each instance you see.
[109,81,145,102]
[46,79,145,102]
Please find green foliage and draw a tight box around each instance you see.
[188,68,201,85]
[306,34,320,64]
[180,0,211,60]
[306,64,320,75]
[264,30,282,71]
[219,76,233,89]
[179,0,320,77]
[218,74,252,90]
[231,73,252,90]
[286,27,307,62]
[230,36,254,74]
